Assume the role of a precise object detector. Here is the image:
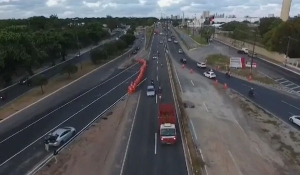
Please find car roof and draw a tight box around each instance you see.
[52,127,71,135]
[147,85,154,88]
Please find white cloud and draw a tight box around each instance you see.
[0,0,299,19]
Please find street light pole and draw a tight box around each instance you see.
[285,36,291,66]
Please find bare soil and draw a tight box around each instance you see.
[36,93,139,175]
[173,58,300,175]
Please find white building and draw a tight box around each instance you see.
[187,17,260,28]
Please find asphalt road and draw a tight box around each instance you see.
[121,25,188,175]
[167,32,300,130]
[0,31,129,108]
[0,62,142,174]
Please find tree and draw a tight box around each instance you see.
[258,17,282,37]
[32,75,48,93]
[60,64,78,78]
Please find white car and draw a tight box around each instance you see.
[289,115,300,126]
[147,85,156,97]
[153,56,158,59]
[203,71,216,79]
[197,62,206,68]
[174,40,178,44]
[178,49,183,54]
[168,38,172,42]
[45,127,76,147]
[159,40,163,44]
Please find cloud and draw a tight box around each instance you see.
[0,0,299,19]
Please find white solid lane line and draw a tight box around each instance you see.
[0,63,139,145]
[282,100,300,111]
[155,95,158,104]
[157,76,159,81]
[190,120,198,140]
[203,102,209,112]
[119,92,141,175]
[154,133,157,155]
[0,72,139,167]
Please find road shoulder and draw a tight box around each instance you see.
[35,92,140,175]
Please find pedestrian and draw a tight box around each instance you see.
[44,139,49,152]
[53,149,58,163]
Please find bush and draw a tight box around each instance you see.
[120,34,136,45]
[60,64,78,78]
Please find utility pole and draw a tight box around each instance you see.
[285,36,291,66]
[73,19,80,55]
[250,31,257,75]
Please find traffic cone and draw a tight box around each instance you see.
[214,79,218,85]
[128,86,132,94]
[248,75,252,81]
[181,64,185,69]
[190,69,193,74]
[223,83,228,89]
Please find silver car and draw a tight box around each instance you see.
[46,127,76,146]
[146,85,156,97]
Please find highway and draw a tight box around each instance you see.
[0,31,129,108]
[0,41,144,174]
[174,26,300,93]
[121,24,188,175]
[168,27,300,130]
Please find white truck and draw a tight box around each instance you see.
[237,48,248,54]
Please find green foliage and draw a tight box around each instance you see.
[120,34,136,45]
[31,75,48,93]
[0,15,156,86]
[258,17,282,37]
[60,64,78,78]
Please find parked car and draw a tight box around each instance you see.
[45,127,76,147]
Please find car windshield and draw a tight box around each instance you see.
[147,86,154,91]
[161,128,176,136]
[211,73,216,76]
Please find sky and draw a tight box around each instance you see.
[0,0,300,19]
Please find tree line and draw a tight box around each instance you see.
[220,17,300,58]
[0,15,157,85]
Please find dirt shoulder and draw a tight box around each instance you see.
[173,59,300,175]
[36,92,140,175]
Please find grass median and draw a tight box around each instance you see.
[145,25,154,50]
[0,49,133,121]
[206,54,276,84]
[167,54,204,174]
[181,28,208,45]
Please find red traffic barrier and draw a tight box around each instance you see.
[223,83,228,89]
[248,75,252,81]
[181,64,185,69]
[214,79,218,85]
[190,69,193,74]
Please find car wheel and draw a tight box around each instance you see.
[290,118,293,123]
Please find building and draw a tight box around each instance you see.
[280,0,292,21]
[268,14,275,17]
[202,11,210,19]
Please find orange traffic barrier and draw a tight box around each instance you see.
[181,64,185,69]
[190,69,193,74]
[214,79,218,85]
[248,75,252,81]
[128,85,132,94]
[223,83,228,89]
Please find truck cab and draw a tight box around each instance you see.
[159,104,177,144]
[160,123,176,144]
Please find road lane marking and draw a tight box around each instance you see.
[190,120,198,140]
[157,66,158,71]
[230,114,246,136]
[190,80,194,86]
[157,76,158,81]
[157,61,158,64]
[198,148,209,175]
[119,91,141,175]
[0,73,140,167]
[203,102,209,112]
[282,100,300,111]
[154,133,157,154]
[155,95,158,104]
[0,64,139,144]
[289,112,294,115]
[228,150,243,175]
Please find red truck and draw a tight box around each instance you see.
[158,104,177,144]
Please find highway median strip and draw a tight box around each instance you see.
[166,53,204,175]
[0,47,135,121]
[171,27,191,50]
[145,25,154,50]
[206,54,276,85]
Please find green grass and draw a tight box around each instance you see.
[181,28,208,45]
[206,54,276,84]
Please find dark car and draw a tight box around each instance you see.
[136,47,140,50]
[180,58,187,64]
[132,50,137,54]
[19,76,32,86]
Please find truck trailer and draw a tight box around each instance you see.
[158,104,177,144]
